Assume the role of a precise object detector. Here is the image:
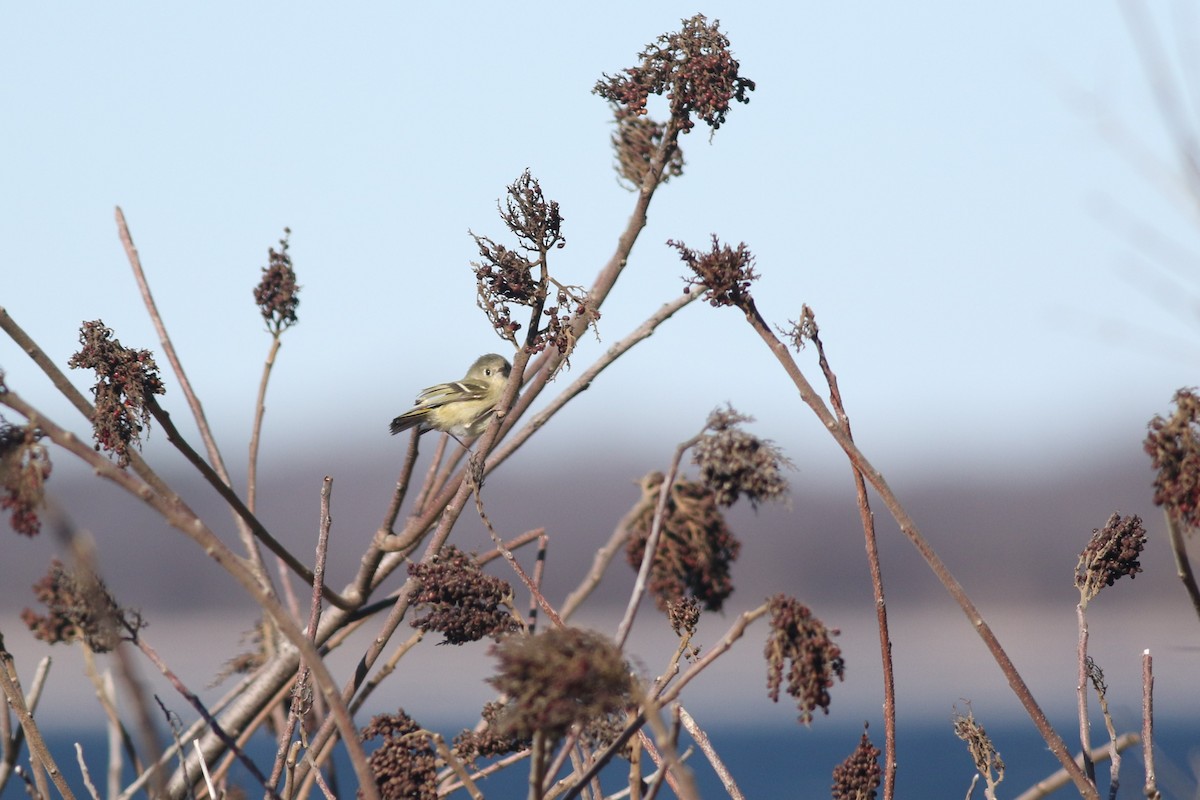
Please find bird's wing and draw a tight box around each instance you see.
[411,378,491,409]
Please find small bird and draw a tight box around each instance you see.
[389,353,513,440]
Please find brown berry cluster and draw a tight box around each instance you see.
[21,559,133,653]
[408,546,520,645]
[625,472,741,612]
[764,594,845,725]
[693,406,791,509]
[1075,512,1146,603]
[670,236,758,309]
[359,711,437,800]
[67,320,165,467]
[0,420,51,536]
[1145,388,1200,529]
[831,728,882,800]
[453,700,532,762]
[487,627,632,745]
[594,14,756,134]
[253,229,300,334]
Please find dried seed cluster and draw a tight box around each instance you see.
[21,559,132,652]
[408,545,520,644]
[831,729,882,800]
[625,472,741,612]
[487,627,632,744]
[1075,512,1146,603]
[594,14,755,134]
[693,406,791,509]
[1145,388,1200,529]
[764,594,845,724]
[67,320,165,467]
[670,236,759,309]
[0,421,51,536]
[253,229,300,334]
[359,711,437,800]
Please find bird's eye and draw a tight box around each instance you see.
[485,368,493,376]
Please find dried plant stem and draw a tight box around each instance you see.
[1013,732,1139,800]
[1075,605,1096,785]
[560,503,641,622]
[1163,511,1200,623]
[144,398,354,610]
[75,743,101,800]
[739,302,1098,800]
[562,605,768,800]
[0,307,177,504]
[489,292,697,474]
[1142,651,1161,800]
[0,655,51,796]
[0,391,377,800]
[475,486,562,628]
[616,432,703,649]
[115,207,269,580]
[133,635,276,797]
[0,647,74,800]
[250,334,304,618]
[806,309,897,800]
[678,706,744,800]
[248,334,283,515]
[529,533,550,633]
[269,476,334,790]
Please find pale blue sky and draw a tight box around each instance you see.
[2,2,1197,477]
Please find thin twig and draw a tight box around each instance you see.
[740,300,1099,800]
[1142,650,1161,800]
[145,398,355,610]
[805,307,897,800]
[115,206,270,581]
[561,605,768,800]
[1076,604,1096,784]
[75,743,102,800]
[0,390,378,800]
[529,533,550,634]
[615,433,703,650]
[1013,732,1139,800]
[677,706,743,800]
[0,646,75,800]
[1163,511,1200,623]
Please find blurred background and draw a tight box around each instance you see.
[2,2,1199,795]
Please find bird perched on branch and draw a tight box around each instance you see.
[389,353,513,440]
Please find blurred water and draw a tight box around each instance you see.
[11,718,1195,798]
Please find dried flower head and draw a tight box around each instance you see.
[471,172,598,361]
[625,472,741,612]
[67,320,165,467]
[765,594,845,725]
[408,545,520,644]
[359,711,437,800]
[666,596,701,639]
[0,420,51,536]
[831,727,882,800]
[20,559,135,652]
[953,705,1005,788]
[1076,512,1146,603]
[453,700,532,762]
[671,236,758,309]
[253,229,300,334]
[1145,388,1200,529]
[781,305,820,352]
[612,115,685,189]
[487,627,632,745]
[594,14,755,135]
[693,406,792,508]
